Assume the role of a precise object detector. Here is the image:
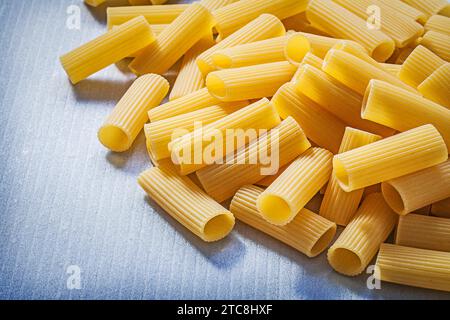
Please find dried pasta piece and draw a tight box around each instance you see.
[425,15,450,36]
[377,0,427,23]
[431,198,450,218]
[420,30,450,61]
[84,0,105,7]
[401,0,449,20]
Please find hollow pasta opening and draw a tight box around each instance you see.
[310,224,337,257]
[285,34,310,65]
[203,213,235,242]
[206,74,226,99]
[371,40,395,63]
[381,182,406,215]
[257,194,292,226]
[328,247,363,276]
[333,158,350,191]
[197,58,213,76]
[98,125,130,152]
[212,53,232,69]
[361,80,375,118]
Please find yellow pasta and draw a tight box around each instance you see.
[425,15,450,36]
[144,104,241,161]
[332,40,381,68]
[294,65,395,137]
[84,0,105,7]
[212,0,309,38]
[394,46,415,65]
[206,61,297,101]
[98,74,169,152]
[362,79,450,149]
[150,0,168,4]
[333,124,448,192]
[170,98,281,175]
[401,0,449,20]
[129,4,215,76]
[257,148,333,226]
[381,160,450,215]
[377,0,427,24]
[375,244,450,292]
[128,0,150,5]
[306,0,395,62]
[399,45,446,87]
[291,53,323,81]
[334,0,424,48]
[431,198,450,218]
[322,49,415,95]
[231,185,336,258]
[320,128,382,226]
[149,88,248,122]
[396,214,450,252]
[380,63,402,76]
[420,30,450,61]
[328,193,397,276]
[211,34,310,69]
[106,4,189,29]
[272,83,346,154]
[60,16,155,84]
[138,166,235,242]
[196,14,286,76]
[200,0,239,11]
[169,36,215,101]
[196,117,311,202]
[255,163,291,188]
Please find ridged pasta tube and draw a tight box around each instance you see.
[231,185,336,258]
[322,49,415,95]
[380,63,402,76]
[206,61,297,101]
[328,193,397,276]
[149,88,248,121]
[169,36,215,101]
[170,98,281,175]
[381,160,450,215]
[375,244,450,292]
[306,0,395,62]
[294,65,394,137]
[377,0,427,23]
[98,74,169,152]
[396,214,450,252]
[272,83,346,154]
[106,4,189,29]
[401,0,449,20]
[212,0,309,38]
[399,45,446,87]
[200,0,239,11]
[431,198,450,218]
[60,16,155,84]
[362,79,450,149]
[196,14,286,75]
[293,53,324,79]
[196,117,311,202]
[257,147,333,226]
[129,4,215,75]
[320,128,382,226]
[425,15,450,36]
[333,124,448,192]
[420,30,450,61]
[138,167,235,242]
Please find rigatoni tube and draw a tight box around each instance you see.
[129,4,215,75]
[106,4,189,29]
[320,128,382,226]
[170,98,281,175]
[306,0,395,62]
[138,167,235,242]
[196,117,311,202]
[206,61,297,101]
[322,49,415,95]
[231,185,336,258]
[418,63,450,109]
[212,0,309,38]
[333,124,448,192]
[196,14,286,76]
[375,244,450,292]
[425,15,450,36]
[381,160,450,215]
[98,74,169,152]
[396,214,450,252]
[200,0,239,11]
[401,0,449,20]
[362,79,450,149]
[84,0,105,7]
[420,31,450,62]
[272,82,346,154]
[257,147,333,226]
[169,36,215,101]
[377,0,426,24]
[60,16,155,84]
[328,193,397,276]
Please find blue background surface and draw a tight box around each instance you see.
[0,0,448,299]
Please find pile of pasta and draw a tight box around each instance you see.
[63,0,450,292]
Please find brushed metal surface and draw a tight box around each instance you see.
[0,0,448,299]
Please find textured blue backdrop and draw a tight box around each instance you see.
[0,0,448,299]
